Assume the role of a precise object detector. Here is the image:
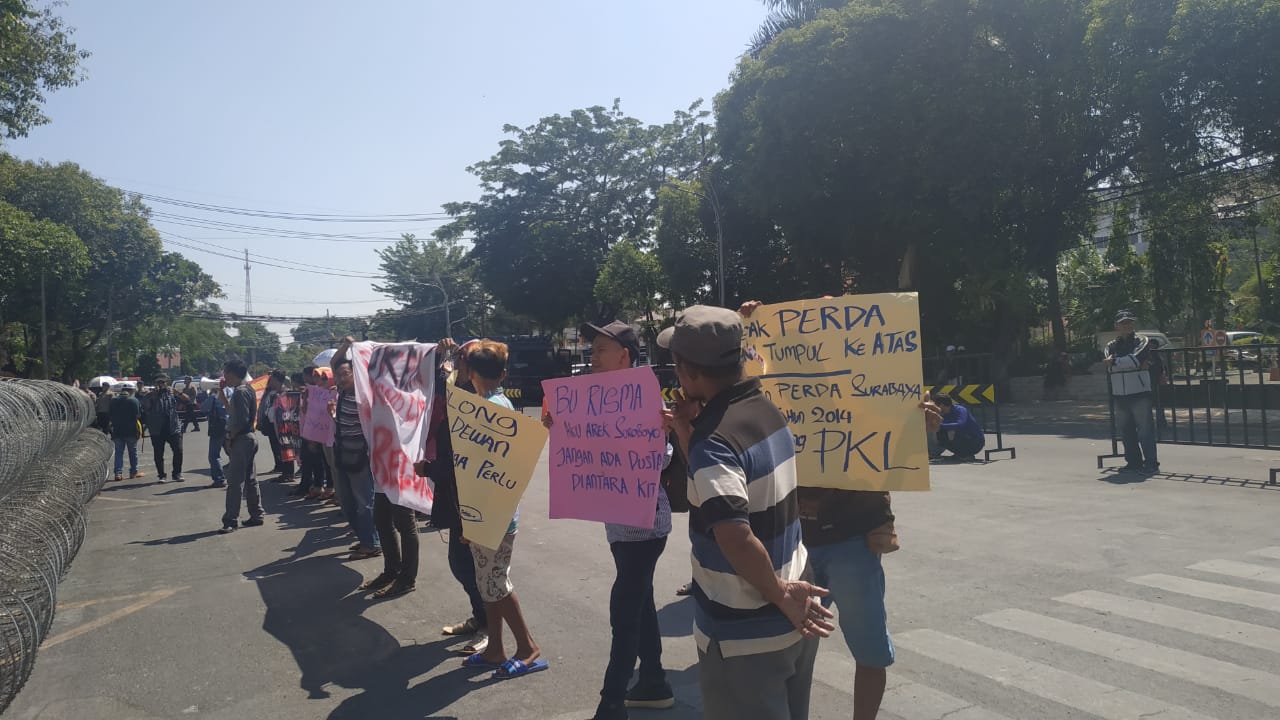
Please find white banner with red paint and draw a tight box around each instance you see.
[349,341,438,513]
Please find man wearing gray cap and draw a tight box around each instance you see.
[659,305,834,720]
[1105,310,1159,472]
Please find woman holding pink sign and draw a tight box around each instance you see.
[542,321,675,720]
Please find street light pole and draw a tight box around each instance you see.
[40,269,49,379]
[663,181,726,306]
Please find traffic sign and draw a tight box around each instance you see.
[1215,330,1229,347]
[1202,330,1216,347]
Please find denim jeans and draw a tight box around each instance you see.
[448,529,486,625]
[113,437,138,475]
[601,536,668,705]
[808,535,895,668]
[333,459,379,549]
[1114,393,1157,467]
[207,436,225,484]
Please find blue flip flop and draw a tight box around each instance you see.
[462,653,503,669]
[491,657,549,680]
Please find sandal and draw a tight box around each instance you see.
[373,582,416,599]
[491,657,549,680]
[443,617,478,636]
[458,632,489,655]
[358,572,396,592]
[462,652,503,669]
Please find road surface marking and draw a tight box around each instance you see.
[1247,547,1280,560]
[1057,590,1280,654]
[896,629,1217,720]
[1130,574,1280,613]
[43,587,187,649]
[978,608,1280,708]
[812,650,1016,720]
[1188,559,1280,586]
[58,590,172,611]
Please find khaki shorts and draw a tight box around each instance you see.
[471,532,516,603]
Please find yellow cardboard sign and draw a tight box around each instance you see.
[743,293,929,491]
[447,386,549,549]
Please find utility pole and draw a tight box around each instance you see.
[244,249,253,315]
[432,273,450,334]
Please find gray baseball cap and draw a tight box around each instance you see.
[656,305,743,367]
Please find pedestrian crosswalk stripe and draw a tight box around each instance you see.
[1130,573,1280,613]
[896,629,1217,720]
[883,680,1014,720]
[1247,547,1280,561]
[816,650,1012,720]
[1056,590,1280,654]
[978,608,1280,708]
[1188,559,1280,586]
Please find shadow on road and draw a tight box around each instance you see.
[1097,469,1280,490]
[129,529,223,545]
[244,482,488,718]
[657,596,693,638]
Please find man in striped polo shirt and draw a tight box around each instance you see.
[659,305,834,720]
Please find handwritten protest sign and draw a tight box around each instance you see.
[300,385,335,446]
[350,341,437,513]
[743,293,929,492]
[448,386,548,550]
[542,366,666,528]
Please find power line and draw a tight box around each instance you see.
[1066,189,1280,251]
[162,236,385,279]
[128,190,453,222]
[149,216,441,243]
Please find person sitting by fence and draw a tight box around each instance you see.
[929,393,985,461]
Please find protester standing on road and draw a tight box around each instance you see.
[260,369,293,480]
[434,338,491,655]
[541,322,676,720]
[108,386,144,481]
[462,340,546,680]
[1105,310,1159,472]
[180,376,201,433]
[331,339,381,560]
[220,359,263,533]
[659,306,833,720]
[145,375,184,483]
[203,380,229,488]
[94,384,113,435]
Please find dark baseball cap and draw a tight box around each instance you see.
[656,305,743,367]
[1115,310,1137,323]
[580,321,641,364]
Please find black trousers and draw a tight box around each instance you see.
[152,432,183,477]
[601,536,669,704]
[262,421,291,475]
[374,493,419,584]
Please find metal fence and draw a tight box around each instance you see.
[0,379,111,713]
[1097,344,1280,484]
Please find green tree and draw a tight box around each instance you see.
[594,239,667,338]
[438,101,710,329]
[0,0,88,138]
[231,321,280,368]
[375,233,481,340]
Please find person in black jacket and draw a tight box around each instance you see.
[144,375,184,482]
[426,346,490,656]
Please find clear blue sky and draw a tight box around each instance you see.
[7,0,767,342]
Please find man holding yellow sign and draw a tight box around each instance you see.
[740,294,938,720]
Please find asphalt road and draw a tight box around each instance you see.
[8,420,1280,720]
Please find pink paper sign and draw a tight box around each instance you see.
[542,366,666,528]
[300,385,335,446]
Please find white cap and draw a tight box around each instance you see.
[946,345,956,352]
